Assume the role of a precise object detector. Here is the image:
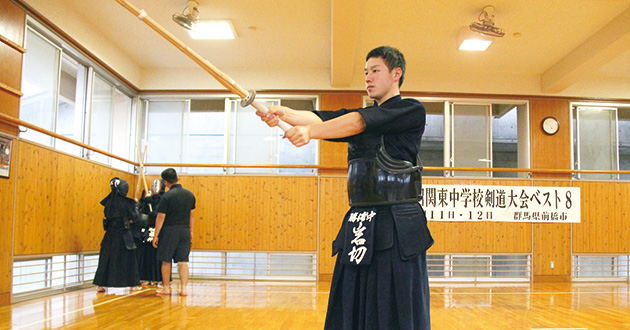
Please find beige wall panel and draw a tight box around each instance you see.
[530,99,572,180]
[318,176,348,275]
[0,90,20,137]
[424,178,533,254]
[14,141,135,255]
[573,181,630,254]
[0,42,22,90]
[14,141,57,255]
[531,180,572,279]
[0,0,26,46]
[0,136,15,302]
[186,176,317,252]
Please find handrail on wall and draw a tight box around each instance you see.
[0,113,138,166]
[4,113,630,175]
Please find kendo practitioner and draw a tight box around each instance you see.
[137,179,166,285]
[93,177,141,292]
[258,46,433,329]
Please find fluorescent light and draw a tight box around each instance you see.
[459,39,492,51]
[188,20,237,39]
[457,27,493,51]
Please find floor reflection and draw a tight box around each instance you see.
[0,281,629,330]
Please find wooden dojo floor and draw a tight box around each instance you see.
[1,280,629,330]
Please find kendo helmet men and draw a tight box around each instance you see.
[151,179,166,195]
[110,177,129,196]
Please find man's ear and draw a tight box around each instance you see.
[392,67,402,82]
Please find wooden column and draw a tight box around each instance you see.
[530,99,572,282]
[0,0,25,305]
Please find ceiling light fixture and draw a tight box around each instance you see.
[172,1,237,39]
[172,1,200,30]
[188,20,237,39]
[458,27,493,51]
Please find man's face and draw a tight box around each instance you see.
[364,57,399,103]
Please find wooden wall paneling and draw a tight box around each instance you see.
[615,181,630,253]
[189,176,223,249]
[0,0,25,304]
[188,176,317,252]
[14,141,56,255]
[0,42,23,91]
[318,176,348,275]
[0,136,15,305]
[0,90,20,136]
[573,181,630,254]
[0,0,26,46]
[530,99,572,180]
[13,141,137,255]
[76,160,102,252]
[53,153,74,253]
[530,180,572,281]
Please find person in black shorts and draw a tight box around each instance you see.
[152,168,196,296]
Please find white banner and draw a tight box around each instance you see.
[420,185,580,223]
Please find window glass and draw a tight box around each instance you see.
[146,100,186,170]
[20,28,60,146]
[277,99,317,175]
[451,103,491,177]
[188,100,225,174]
[421,102,445,177]
[574,106,618,180]
[492,105,519,178]
[88,75,113,164]
[110,89,134,171]
[56,55,87,156]
[230,99,280,174]
[618,107,630,180]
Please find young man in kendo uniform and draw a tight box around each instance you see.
[258,46,433,329]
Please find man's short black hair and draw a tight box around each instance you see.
[366,46,406,87]
[161,168,178,184]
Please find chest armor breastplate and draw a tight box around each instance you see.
[347,135,422,206]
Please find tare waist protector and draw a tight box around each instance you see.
[347,146,422,207]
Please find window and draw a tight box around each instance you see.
[427,254,531,282]
[20,27,60,147]
[145,100,187,169]
[365,97,529,177]
[12,254,99,302]
[20,18,137,169]
[143,95,318,175]
[573,254,630,281]
[56,55,88,156]
[185,251,316,280]
[447,102,528,178]
[572,103,630,180]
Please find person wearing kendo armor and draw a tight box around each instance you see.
[136,178,166,285]
[93,177,141,292]
[258,46,433,329]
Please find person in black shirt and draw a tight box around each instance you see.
[153,168,196,296]
[258,46,433,329]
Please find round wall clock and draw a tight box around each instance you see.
[542,116,559,135]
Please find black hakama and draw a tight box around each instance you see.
[324,213,431,330]
[138,240,162,282]
[93,223,140,287]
